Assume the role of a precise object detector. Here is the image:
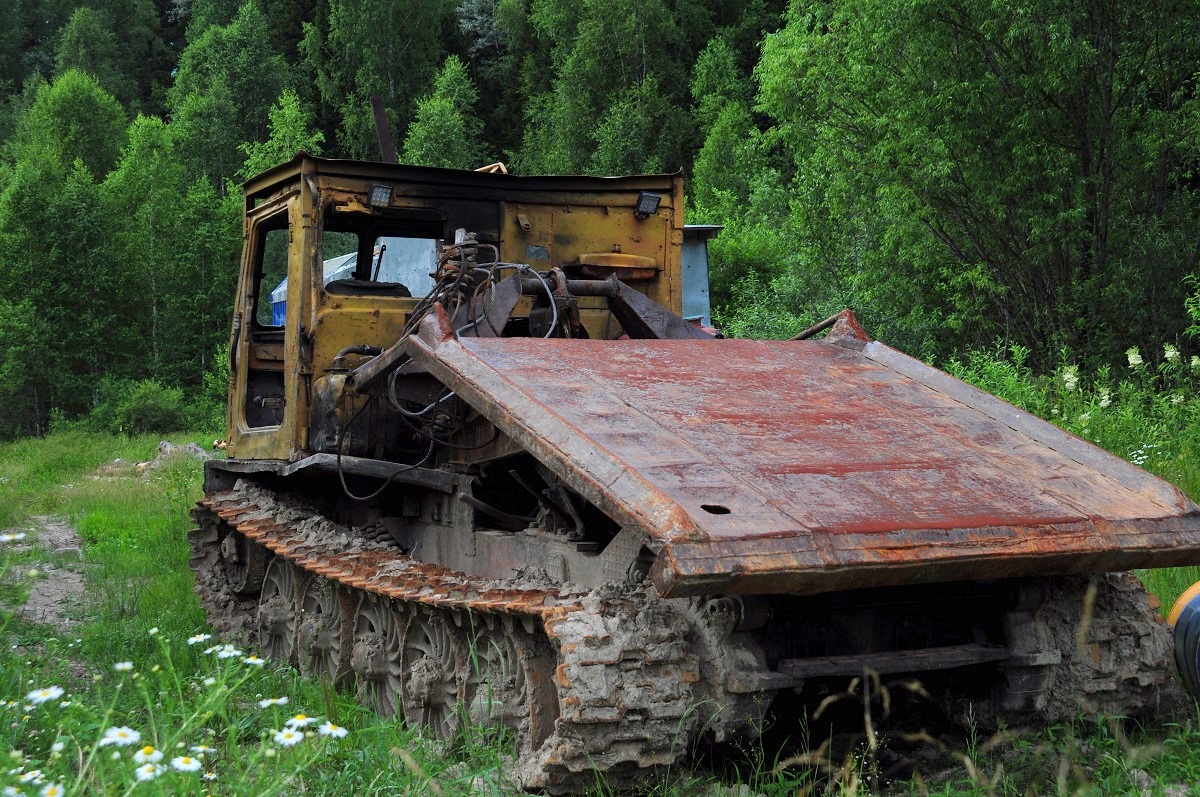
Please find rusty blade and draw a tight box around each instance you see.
[405,310,1200,598]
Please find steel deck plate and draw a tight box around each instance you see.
[407,313,1200,597]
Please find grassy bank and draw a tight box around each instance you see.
[0,433,535,797]
[1,343,1199,797]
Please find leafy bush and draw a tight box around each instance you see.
[86,378,183,435]
[113,380,184,434]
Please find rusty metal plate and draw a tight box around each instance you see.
[406,313,1200,598]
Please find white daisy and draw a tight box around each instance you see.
[285,714,316,728]
[133,746,163,764]
[242,656,265,667]
[272,728,303,747]
[134,763,162,781]
[187,634,212,645]
[39,785,64,797]
[257,697,288,708]
[98,726,141,747]
[113,662,134,672]
[25,687,63,705]
[317,721,348,739]
[170,755,202,772]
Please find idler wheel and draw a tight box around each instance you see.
[467,623,557,750]
[220,530,268,596]
[298,576,350,683]
[400,607,467,739]
[256,557,303,665]
[352,594,405,717]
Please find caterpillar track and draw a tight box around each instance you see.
[190,481,700,794]
[189,482,1188,793]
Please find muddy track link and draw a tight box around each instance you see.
[189,482,700,793]
[1000,572,1187,724]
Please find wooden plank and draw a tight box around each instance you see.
[776,644,1010,679]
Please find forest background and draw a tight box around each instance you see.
[2,0,1200,440]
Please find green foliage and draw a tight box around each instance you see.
[306,0,455,159]
[170,3,289,185]
[17,69,126,178]
[239,88,325,178]
[756,0,1200,368]
[84,378,185,435]
[400,56,486,169]
[4,0,1200,446]
[516,0,697,175]
[690,37,745,130]
[53,7,134,105]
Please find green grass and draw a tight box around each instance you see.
[0,433,529,796]
[3,347,1200,797]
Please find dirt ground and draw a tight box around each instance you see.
[3,515,86,629]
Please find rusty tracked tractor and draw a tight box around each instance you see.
[191,154,1200,792]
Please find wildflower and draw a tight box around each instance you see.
[1127,347,1144,368]
[214,646,243,660]
[133,746,162,764]
[285,714,315,728]
[113,662,133,673]
[1078,412,1090,425]
[258,697,288,708]
[242,656,265,667]
[2,788,20,797]
[170,756,202,773]
[1165,343,1180,362]
[1172,395,1184,405]
[49,743,63,755]
[317,721,348,739]
[16,772,40,785]
[1192,355,1200,370]
[39,784,63,797]
[148,627,159,636]
[187,634,212,646]
[1099,389,1112,409]
[134,764,162,782]
[202,771,217,781]
[203,645,219,655]
[25,687,63,705]
[190,745,216,756]
[1060,364,1079,391]
[0,533,26,543]
[202,677,216,687]
[263,747,276,758]
[272,728,303,747]
[98,726,141,747]
[57,702,70,708]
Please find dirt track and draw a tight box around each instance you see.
[3,515,85,629]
